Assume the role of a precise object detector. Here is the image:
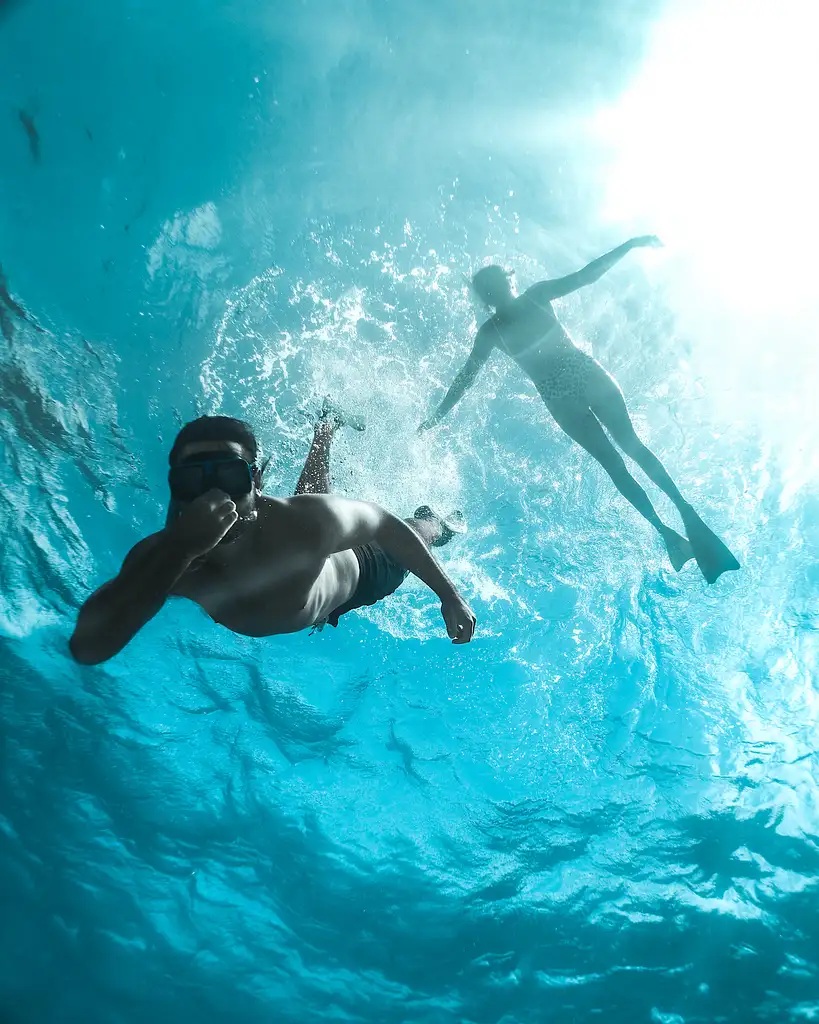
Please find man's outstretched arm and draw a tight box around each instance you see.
[527,235,662,303]
[300,495,476,643]
[419,327,495,431]
[69,491,238,664]
[69,534,184,665]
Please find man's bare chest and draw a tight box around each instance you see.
[171,545,320,618]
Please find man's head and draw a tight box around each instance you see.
[471,265,515,308]
[167,416,262,535]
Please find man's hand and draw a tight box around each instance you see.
[441,594,476,644]
[418,416,440,434]
[171,489,238,559]
[630,234,663,249]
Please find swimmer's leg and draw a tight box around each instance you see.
[587,367,690,507]
[587,368,739,583]
[321,396,366,433]
[545,396,694,572]
[294,418,335,495]
[294,398,367,495]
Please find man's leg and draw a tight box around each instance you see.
[294,398,366,496]
[294,418,336,495]
[544,396,693,571]
[294,404,458,553]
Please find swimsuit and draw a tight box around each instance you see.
[494,314,598,405]
[531,346,597,403]
[316,544,409,631]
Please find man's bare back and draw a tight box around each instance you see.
[69,410,475,664]
[419,236,740,585]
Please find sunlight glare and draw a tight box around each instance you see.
[596,0,819,310]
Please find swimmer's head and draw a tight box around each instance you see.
[471,265,515,308]
[166,415,267,542]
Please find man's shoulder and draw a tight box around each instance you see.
[254,495,347,563]
[271,493,334,515]
[260,494,332,537]
[267,494,371,548]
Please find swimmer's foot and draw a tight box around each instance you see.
[679,505,740,585]
[413,505,467,548]
[661,526,695,573]
[319,396,366,432]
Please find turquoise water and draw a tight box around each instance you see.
[2,1,819,1021]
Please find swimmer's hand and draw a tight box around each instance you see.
[418,416,440,434]
[171,489,239,559]
[630,234,663,249]
[441,594,476,645]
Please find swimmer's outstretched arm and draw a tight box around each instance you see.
[419,325,495,431]
[70,491,238,664]
[527,235,662,303]
[69,533,183,664]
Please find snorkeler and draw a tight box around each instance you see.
[419,236,739,584]
[69,402,474,665]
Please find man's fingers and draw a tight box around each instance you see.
[442,602,476,644]
[196,491,235,515]
[449,617,476,644]
[201,487,229,503]
[207,493,236,514]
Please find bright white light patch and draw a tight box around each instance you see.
[597,0,819,309]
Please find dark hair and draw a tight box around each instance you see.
[471,265,512,297]
[168,415,258,466]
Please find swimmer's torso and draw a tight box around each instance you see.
[485,290,594,402]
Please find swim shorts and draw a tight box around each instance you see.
[324,544,409,628]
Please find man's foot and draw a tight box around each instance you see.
[413,505,467,548]
[661,526,695,573]
[319,396,366,432]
